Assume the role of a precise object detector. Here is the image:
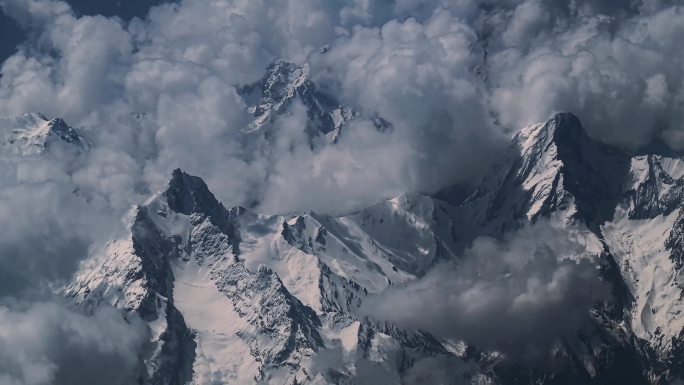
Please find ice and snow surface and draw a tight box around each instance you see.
[603,207,684,350]
[173,258,260,384]
[0,112,85,156]
[67,168,480,384]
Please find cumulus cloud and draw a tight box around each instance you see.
[0,117,127,383]
[0,0,682,217]
[0,301,148,385]
[0,151,115,297]
[259,105,415,213]
[0,0,495,217]
[485,1,684,149]
[362,219,610,359]
[314,9,502,194]
[0,131,140,383]
[0,0,676,322]
[0,0,680,380]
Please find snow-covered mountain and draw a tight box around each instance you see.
[429,112,684,384]
[238,60,392,148]
[0,112,87,156]
[65,169,493,384]
[9,105,684,384]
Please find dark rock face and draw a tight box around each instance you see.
[167,169,226,217]
[483,112,629,231]
[166,168,225,218]
[149,306,196,385]
[47,117,85,145]
[67,203,197,385]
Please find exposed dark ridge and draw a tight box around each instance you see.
[472,112,633,235]
[540,113,631,231]
[129,205,197,385]
[548,112,587,141]
[165,169,240,250]
[129,207,177,319]
[166,169,224,216]
[152,305,197,385]
[47,118,83,144]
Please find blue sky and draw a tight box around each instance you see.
[0,9,24,61]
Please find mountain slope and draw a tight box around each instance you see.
[67,169,486,384]
[239,60,391,148]
[446,112,684,384]
[0,112,87,156]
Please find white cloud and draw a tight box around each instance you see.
[0,0,680,377]
[0,302,148,385]
[1,0,682,216]
[362,219,609,358]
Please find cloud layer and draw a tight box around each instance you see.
[0,302,148,385]
[0,0,680,381]
[362,219,609,359]
[0,0,681,218]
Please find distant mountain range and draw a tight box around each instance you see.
[6,61,684,384]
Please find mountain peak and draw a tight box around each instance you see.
[513,112,593,189]
[507,112,631,228]
[261,60,310,105]
[243,59,349,138]
[1,113,86,155]
[547,112,588,148]
[46,117,83,144]
[165,169,224,216]
[475,112,613,224]
[516,112,586,153]
[547,111,583,132]
[240,59,392,146]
